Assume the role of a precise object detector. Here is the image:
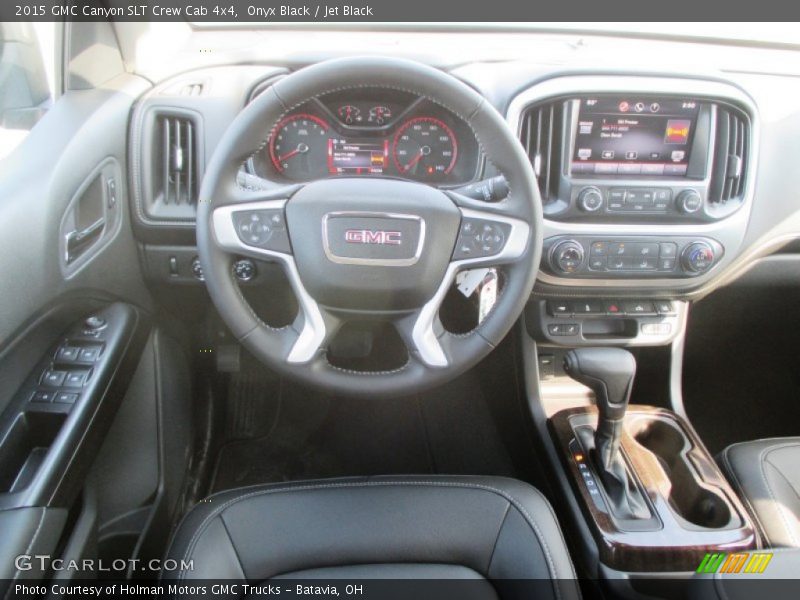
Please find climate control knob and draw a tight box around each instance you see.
[676,189,703,214]
[550,240,585,274]
[577,186,604,212]
[681,241,715,274]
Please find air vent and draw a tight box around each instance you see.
[180,82,204,96]
[519,101,564,202]
[156,115,198,206]
[709,106,749,203]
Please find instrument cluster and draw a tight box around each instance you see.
[249,88,481,185]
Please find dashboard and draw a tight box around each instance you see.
[128,53,800,305]
[247,88,481,185]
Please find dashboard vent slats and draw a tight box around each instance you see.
[158,115,198,206]
[709,106,749,203]
[519,101,563,203]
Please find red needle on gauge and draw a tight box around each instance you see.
[278,143,309,162]
[403,146,429,172]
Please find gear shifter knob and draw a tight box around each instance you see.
[563,347,636,419]
[563,348,636,467]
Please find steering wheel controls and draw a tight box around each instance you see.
[233,209,291,253]
[453,218,512,260]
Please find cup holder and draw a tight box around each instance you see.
[629,417,731,529]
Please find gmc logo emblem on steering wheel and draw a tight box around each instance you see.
[344,230,403,245]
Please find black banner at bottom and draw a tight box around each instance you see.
[4,578,800,600]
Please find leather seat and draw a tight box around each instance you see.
[720,438,800,547]
[165,476,580,599]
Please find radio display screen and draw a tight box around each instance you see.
[571,97,700,177]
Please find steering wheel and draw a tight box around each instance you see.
[196,57,542,397]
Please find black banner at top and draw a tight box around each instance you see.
[2,0,800,23]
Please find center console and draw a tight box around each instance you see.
[549,348,756,573]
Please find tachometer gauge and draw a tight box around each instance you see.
[337,105,361,124]
[368,105,392,125]
[392,117,457,180]
[269,114,331,179]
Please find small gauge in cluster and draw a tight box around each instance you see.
[392,117,458,180]
[337,105,362,124]
[368,105,392,125]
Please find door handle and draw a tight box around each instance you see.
[64,218,105,264]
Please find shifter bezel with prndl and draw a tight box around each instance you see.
[549,348,756,573]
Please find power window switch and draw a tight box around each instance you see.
[31,390,55,403]
[54,392,79,404]
[64,370,90,388]
[41,370,67,387]
[56,346,81,362]
[79,347,101,362]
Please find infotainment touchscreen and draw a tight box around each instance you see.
[571,97,700,176]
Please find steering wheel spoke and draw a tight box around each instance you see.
[449,200,531,270]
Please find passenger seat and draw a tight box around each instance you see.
[720,438,800,547]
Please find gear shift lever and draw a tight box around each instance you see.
[564,348,649,520]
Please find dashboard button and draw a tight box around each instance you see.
[629,243,659,257]
[608,242,627,256]
[588,257,606,271]
[607,256,628,270]
[604,301,624,316]
[655,300,676,315]
[659,243,678,258]
[632,257,657,270]
[659,258,676,271]
[641,164,665,176]
[590,241,608,256]
[622,301,657,316]
[573,300,605,315]
[548,301,572,317]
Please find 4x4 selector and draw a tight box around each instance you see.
[577,186,604,212]
[676,189,703,214]
[550,240,585,274]
[681,241,715,273]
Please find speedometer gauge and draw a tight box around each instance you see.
[269,113,331,180]
[392,117,457,180]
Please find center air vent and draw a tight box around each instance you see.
[157,115,198,206]
[519,101,565,203]
[709,105,749,204]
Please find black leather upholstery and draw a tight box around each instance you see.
[720,438,800,547]
[165,476,579,599]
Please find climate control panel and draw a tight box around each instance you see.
[545,236,723,279]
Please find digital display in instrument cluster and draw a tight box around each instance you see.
[571,97,700,177]
[253,89,480,185]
